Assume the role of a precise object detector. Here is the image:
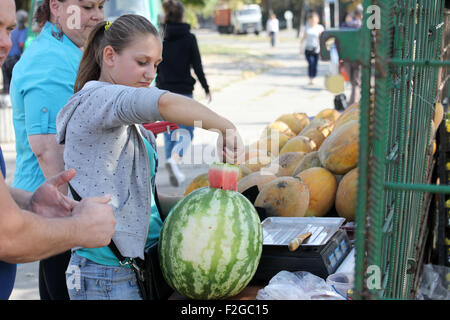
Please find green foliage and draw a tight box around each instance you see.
[184,5,199,28]
[180,0,206,6]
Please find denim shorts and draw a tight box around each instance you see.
[65,252,142,300]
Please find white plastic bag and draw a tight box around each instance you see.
[417,264,450,300]
[326,272,354,297]
[256,271,345,300]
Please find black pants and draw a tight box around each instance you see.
[1,55,19,94]
[38,250,71,300]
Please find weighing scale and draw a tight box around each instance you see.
[250,217,352,285]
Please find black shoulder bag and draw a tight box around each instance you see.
[69,184,174,300]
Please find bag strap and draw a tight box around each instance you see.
[68,183,130,262]
[68,134,165,264]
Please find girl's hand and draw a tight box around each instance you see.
[217,128,245,165]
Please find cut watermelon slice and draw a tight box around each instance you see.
[208,162,240,191]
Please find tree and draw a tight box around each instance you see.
[181,0,206,6]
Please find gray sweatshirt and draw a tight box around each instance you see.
[56,81,167,259]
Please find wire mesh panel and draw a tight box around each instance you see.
[321,0,449,299]
[357,0,450,299]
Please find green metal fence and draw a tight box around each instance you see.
[321,0,450,299]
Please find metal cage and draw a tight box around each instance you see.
[321,0,450,299]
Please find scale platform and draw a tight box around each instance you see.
[251,217,352,284]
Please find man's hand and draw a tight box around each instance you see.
[30,169,79,218]
[71,195,116,248]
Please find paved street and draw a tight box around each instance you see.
[2,28,348,300]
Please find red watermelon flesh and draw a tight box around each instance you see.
[208,162,239,191]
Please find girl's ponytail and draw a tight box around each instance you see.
[74,21,108,93]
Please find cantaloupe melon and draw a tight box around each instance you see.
[314,108,341,123]
[261,121,296,139]
[257,131,291,156]
[318,120,359,175]
[280,136,315,154]
[245,152,274,172]
[296,167,337,217]
[237,171,278,194]
[275,113,310,134]
[293,151,322,176]
[254,177,310,217]
[335,167,358,221]
[298,118,334,149]
[184,173,209,196]
[265,152,307,177]
[333,107,360,131]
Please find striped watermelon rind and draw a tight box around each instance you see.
[159,187,262,299]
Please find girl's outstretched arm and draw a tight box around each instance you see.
[158,92,244,164]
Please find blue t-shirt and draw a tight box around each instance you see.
[8,27,27,57]
[0,147,17,300]
[76,137,163,266]
[10,21,82,192]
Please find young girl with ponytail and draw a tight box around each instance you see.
[56,14,243,300]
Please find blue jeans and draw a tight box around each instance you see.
[65,252,142,300]
[164,125,194,160]
[269,31,276,47]
[0,261,16,300]
[163,93,194,160]
[305,50,319,79]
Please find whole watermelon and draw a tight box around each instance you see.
[158,187,262,300]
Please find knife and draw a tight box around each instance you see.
[288,232,312,252]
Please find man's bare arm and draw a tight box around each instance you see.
[0,174,115,263]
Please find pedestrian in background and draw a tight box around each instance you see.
[156,0,211,187]
[1,10,27,95]
[266,12,279,48]
[301,12,324,85]
[340,12,354,28]
[342,5,363,105]
[9,0,104,300]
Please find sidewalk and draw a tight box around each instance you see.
[5,29,348,300]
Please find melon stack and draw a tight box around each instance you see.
[239,105,359,221]
[183,101,445,222]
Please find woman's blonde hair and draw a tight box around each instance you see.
[74,14,160,93]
